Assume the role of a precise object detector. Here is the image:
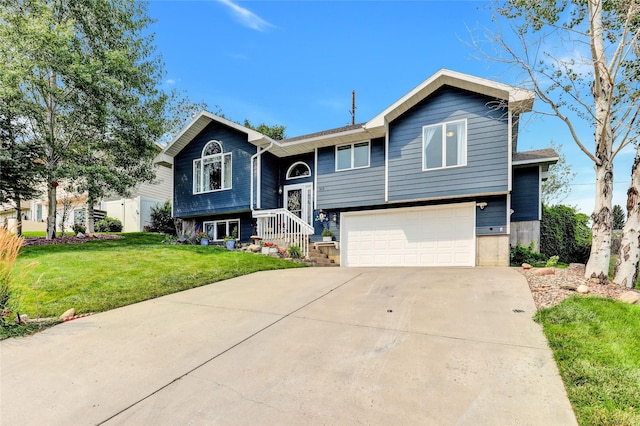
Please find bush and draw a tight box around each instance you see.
[510,242,548,266]
[72,223,86,235]
[541,205,591,264]
[95,217,123,233]
[0,228,22,325]
[288,245,302,259]
[149,200,176,235]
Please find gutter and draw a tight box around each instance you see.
[250,142,274,211]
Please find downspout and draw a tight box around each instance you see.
[250,142,274,211]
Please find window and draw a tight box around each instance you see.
[335,141,370,171]
[423,120,467,170]
[203,219,240,242]
[286,162,311,180]
[193,140,232,193]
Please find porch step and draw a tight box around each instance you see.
[309,243,340,267]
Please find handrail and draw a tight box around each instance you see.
[253,208,314,258]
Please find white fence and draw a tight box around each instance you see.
[253,209,314,258]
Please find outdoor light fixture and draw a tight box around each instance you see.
[476,202,487,210]
[278,185,283,195]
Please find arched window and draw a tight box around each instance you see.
[286,161,311,180]
[193,140,232,193]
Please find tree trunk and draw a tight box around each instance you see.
[46,182,57,240]
[613,149,640,288]
[87,194,95,234]
[15,198,22,237]
[584,0,614,283]
[585,161,614,282]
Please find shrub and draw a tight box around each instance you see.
[545,255,559,268]
[288,245,302,259]
[149,200,176,235]
[541,205,591,264]
[510,242,548,266]
[321,229,333,237]
[72,223,86,235]
[0,228,23,325]
[95,217,123,233]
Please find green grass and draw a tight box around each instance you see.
[5,233,305,335]
[535,296,640,425]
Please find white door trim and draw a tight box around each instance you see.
[284,182,313,225]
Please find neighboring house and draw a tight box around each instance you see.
[1,151,172,233]
[162,69,557,267]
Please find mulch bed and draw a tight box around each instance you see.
[22,234,124,247]
[517,266,635,310]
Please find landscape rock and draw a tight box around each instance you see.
[533,268,555,276]
[569,263,585,274]
[14,314,30,324]
[76,232,86,239]
[619,291,640,304]
[247,244,261,253]
[59,308,75,321]
[521,263,532,270]
[560,282,578,291]
[577,285,590,294]
[278,247,287,255]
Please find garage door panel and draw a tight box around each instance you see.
[342,203,475,267]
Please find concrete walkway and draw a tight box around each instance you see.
[1,267,576,425]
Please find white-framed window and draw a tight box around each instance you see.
[422,119,467,171]
[286,161,311,180]
[335,141,370,171]
[193,140,232,194]
[203,219,240,242]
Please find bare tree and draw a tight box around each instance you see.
[472,0,640,283]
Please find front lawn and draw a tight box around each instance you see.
[535,296,640,425]
[8,233,304,326]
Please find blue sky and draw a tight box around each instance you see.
[147,0,636,215]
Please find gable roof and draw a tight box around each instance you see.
[162,69,536,159]
[513,148,559,165]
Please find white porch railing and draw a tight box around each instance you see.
[252,208,315,258]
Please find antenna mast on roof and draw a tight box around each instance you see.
[350,90,356,125]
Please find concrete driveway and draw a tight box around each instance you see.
[1,267,576,425]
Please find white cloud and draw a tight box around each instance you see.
[216,0,274,32]
[166,79,176,85]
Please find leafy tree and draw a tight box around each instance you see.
[541,141,575,205]
[158,90,210,147]
[0,0,168,239]
[149,200,176,235]
[244,119,287,140]
[476,0,640,283]
[541,205,592,264]
[612,204,625,230]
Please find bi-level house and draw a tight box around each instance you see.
[161,69,557,267]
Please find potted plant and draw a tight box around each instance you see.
[224,227,238,249]
[261,241,279,254]
[195,231,209,246]
[321,228,334,242]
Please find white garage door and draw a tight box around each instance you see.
[341,203,476,267]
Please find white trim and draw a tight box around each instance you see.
[193,140,232,194]
[421,119,467,171]
[283,182,313,225]
[512,156,560,166]
[384,120,389,203]
[314,148,318,210]
[335,141,371,171]
[538,165,542,221]
[386,190,508,204]
[506,192,511,236]
[203,218,240,242]
[257,148,262,209]
[507,111,513,192]
[285,161,312,180]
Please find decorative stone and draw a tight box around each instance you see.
[569,263,585,273]
[534,268,555,276]
[15,314,29,324]
[560,282,578,291]
[60,308,75,321]
[522,263,532,270]
[577,285,590,294]
[619,291,640,304]
[278,247,287,255]
[247,244,261,253]
[76,232,86,239]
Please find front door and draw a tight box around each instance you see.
[284,183,313,225]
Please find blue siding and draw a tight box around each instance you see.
[512,166,539,221]
[388,87,509,201]
[316,137,385,209]
[174,122,254,218]
[476,195,507,234]
[281,153,314,186]
[260,152,280,209]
